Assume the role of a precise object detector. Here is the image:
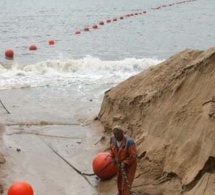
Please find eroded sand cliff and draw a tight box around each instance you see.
[98,47,215,195]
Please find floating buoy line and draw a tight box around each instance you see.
[4,0,197,60]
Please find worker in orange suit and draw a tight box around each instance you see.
[110,125,137,195]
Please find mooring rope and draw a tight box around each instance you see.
[0,99,10,114]
[40,137,112,176]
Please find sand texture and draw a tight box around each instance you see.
[98,47,215,195]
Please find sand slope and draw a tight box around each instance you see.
[98,47,215,195]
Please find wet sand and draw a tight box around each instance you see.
[0,87,117,195]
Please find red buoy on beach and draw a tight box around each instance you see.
[49,39,55,45]
[7,181,34,195]
[92,152,117,180]
[5,49,14,59]
[29,45,37,51]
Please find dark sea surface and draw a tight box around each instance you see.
[0,0,214,64]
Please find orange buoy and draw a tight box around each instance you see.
[29,45,37,51]
[48,39,55,45]
[99,21,104,25]
[75,30,81,34]
[92,152,117,180]
[84,26,89,31]
[7,181,34,195]
[106,19,111,23]
[5,49,14,59]
[92,24,98,29]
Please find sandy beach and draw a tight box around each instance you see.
[0,87,117,195]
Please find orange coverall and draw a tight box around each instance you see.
[110,135,137,195]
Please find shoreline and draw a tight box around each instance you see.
[0,85,117,195]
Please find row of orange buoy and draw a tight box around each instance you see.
[4,0,197,60]
[74,11,147,35]
[151,0,196,10]
[72,0,196,36]
[5,39,55,59]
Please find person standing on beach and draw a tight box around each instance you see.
[110,125,137,195]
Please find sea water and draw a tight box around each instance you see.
[0,0,214,92]
[0,0,214,97]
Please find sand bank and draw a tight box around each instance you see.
[98,47,215,195]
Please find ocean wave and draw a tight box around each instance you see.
[0,56,162,90]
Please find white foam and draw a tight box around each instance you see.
[0,56,163,90]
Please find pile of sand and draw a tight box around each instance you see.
[98,47,215,195]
